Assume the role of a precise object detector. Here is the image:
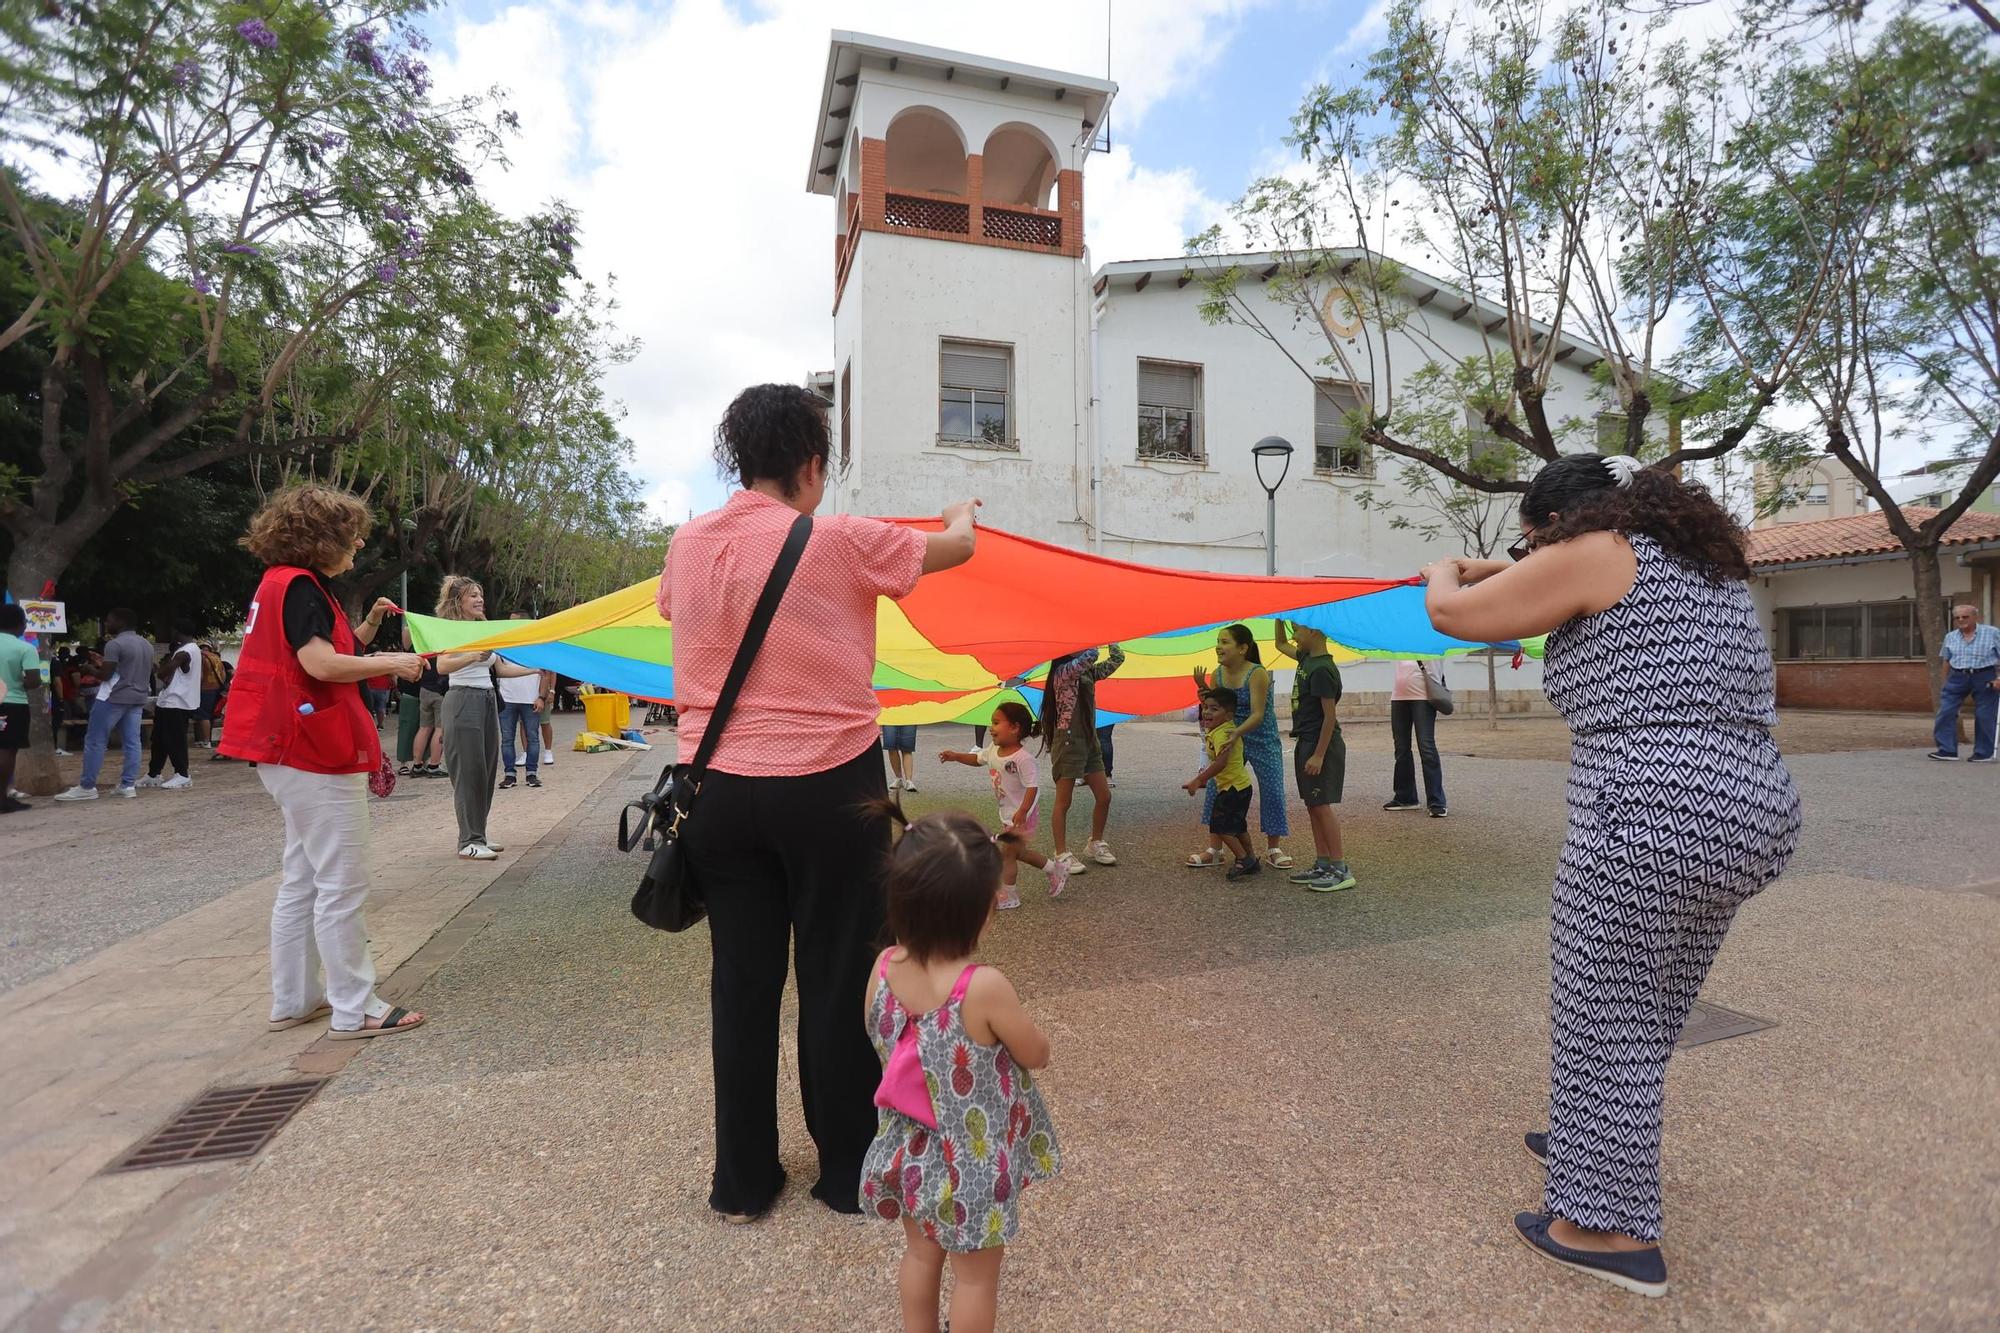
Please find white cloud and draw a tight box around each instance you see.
[426,0,1266,514]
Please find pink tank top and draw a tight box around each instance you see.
[873,959,979,1130]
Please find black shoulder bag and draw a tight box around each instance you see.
[620,513,811,931]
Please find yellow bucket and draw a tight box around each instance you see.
[580,692,630,736]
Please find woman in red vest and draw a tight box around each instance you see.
[225,484,430,1038]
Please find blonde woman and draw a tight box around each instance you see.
[431,577,540,860]
[223,483,428,1038]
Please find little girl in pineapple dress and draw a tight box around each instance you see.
[859,808,1061,1272]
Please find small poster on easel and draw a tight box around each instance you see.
[21,600,66,634]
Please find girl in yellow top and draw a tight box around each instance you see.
[1183,688,1258,881]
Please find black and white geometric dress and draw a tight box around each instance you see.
[1539,532,1802,1241]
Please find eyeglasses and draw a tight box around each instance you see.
[1506,537,1532,562]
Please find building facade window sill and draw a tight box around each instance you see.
[936,436,1022,454]
[1126,458,1209,474]
[1307,469,1376,485]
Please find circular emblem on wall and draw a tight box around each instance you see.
[1320,286,1363,338]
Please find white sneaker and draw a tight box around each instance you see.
[1047,858,1070,898]
[887,778,903,792]
[459,842,498,860]
[541,754,554,767]
[54,785,98,801]
[135,775,163,788]
[55,747,71,757]
[1086,839,1118,866]
[1056,850,1088,875]
[902,779,919,793]
[161,774,193,790]
[115,785,137,798]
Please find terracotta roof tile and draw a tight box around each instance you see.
[1748,506,2000,568]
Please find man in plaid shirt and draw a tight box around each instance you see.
[1929,603,1999,763]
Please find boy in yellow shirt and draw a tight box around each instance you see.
[1184,688,1259,880]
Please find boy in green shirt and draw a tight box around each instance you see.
[1274,619,1355,891]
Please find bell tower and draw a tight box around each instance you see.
[807,34,1115,530]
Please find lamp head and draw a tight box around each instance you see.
[1252,435,1294,492]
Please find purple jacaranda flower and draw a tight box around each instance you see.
[171,57,199,89]
[345,26,388,76]
[447,165,472,186]
[402,28,431,53]
[223,242,260,256]
[395,108,417,130]
[384,202,411,223]
[544,301,560,314]
[392,54,430,96]
[498,110,520,130]
[375,261,399,283]
[397,227,422,260]
[236,18,277,51]
[300,187,321,205]
[318,131,344,151]
[192,272,213,295]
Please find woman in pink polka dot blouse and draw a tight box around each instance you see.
[661,382,980,1223]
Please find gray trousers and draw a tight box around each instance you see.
[443,687,499,848]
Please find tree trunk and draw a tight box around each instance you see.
[1486,652,1499,730]
[1910,544,1947,710]
[7,501,124,796]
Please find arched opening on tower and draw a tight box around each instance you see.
[980,124,1058,209]
[884,106,969,197]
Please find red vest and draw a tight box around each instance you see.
[219,566,382,774]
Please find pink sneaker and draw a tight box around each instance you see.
[1046,859,1069,898]
[998,886,1022,910]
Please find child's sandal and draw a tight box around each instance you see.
[1185,848,1227,868]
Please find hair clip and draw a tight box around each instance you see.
[1601,453,1643,488]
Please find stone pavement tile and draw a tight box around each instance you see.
[99,855,1998,1329]
[0,748,642,1329]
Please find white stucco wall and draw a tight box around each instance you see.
[1749,557,1978,648]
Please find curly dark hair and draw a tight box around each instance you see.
[713,383,833,496]
[1521,455,1752,583]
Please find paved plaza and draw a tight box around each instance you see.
[2,712,1995,1330]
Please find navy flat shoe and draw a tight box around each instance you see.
[1513,1211,1667,1297]
[1525,1131,1547,1163]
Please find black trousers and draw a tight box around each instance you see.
[681,742,890,1214]
[149,706,193,778]
[1390,700,1447,811]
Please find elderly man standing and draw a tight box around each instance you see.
[1928,603,1999,763]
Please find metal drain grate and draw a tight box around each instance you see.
[106,1080,328,1173]
[1677,1000,1774,1049]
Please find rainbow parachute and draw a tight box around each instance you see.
[407,520,1537,723]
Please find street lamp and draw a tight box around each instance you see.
[1251,435,1295,576]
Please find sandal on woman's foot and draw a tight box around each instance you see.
[329,1006,425,1040]
[1185,848,1227,868]
[268,1003,332,1031]
[1512,1212,1666,1297]
[1264,848,1295,869]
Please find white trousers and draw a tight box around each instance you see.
[259,764,389,1030]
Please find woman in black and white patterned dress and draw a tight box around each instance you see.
[1422,454,1802,1298]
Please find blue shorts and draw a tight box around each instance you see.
[880,726,918,753]
[197,688,221,721]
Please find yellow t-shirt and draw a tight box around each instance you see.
[1205,724,1251,791]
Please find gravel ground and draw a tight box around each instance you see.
[101,723,1998,1330]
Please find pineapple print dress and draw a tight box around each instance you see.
[859,960,1062,1252]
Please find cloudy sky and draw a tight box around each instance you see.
[422,0,1387,520]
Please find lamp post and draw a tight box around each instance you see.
[1251,435,1295,576]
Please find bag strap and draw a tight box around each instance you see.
[686,513,812,782]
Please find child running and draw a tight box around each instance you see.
[860,805,1062,1333]
[937,702,1068,906]
[1183,688,1260,880]
[1274,619,1356,891]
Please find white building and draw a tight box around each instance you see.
[809,34,1646,692]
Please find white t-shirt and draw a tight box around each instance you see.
[448,656,494,688]
[157,640,201,710]
[497,663,540,705]
[978,742,1040,830]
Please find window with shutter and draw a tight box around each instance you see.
[938,341,1014,449]
[1463,405,1515,479]
[1313,380,1371,476]
[1596,412,1628,454]
[1137,360,1203,462]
